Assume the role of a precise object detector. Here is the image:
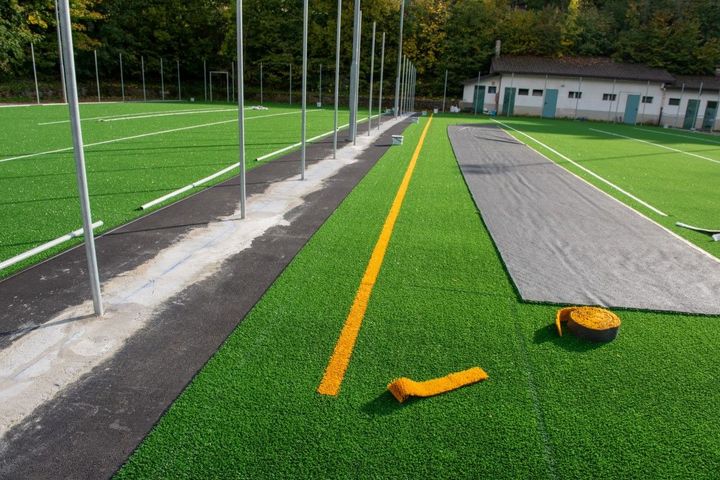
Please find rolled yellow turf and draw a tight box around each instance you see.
[387,367,489,403]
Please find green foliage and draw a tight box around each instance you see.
[1,0,720,95]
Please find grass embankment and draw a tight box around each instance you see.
[117,115,720,479]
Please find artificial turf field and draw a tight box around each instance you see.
[0,101,369,277]
[114,115,720,479]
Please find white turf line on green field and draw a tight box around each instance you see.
[140,113,385,210]
[590,128,720,165]
[0,109,321,165]
[490,118,668,217]
[491,119,720,264]
[37,106,250,125]
[633,126,720,146]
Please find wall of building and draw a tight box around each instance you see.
[463,74,669,125]
[660,87,720,130]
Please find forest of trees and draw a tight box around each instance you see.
[2,0,719,98]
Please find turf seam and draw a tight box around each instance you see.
[510,298,558,480]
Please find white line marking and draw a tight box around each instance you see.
[490,121,720,264]
[98,108,237,122]
[632,127,720,146]
[1,110,319,165]
[255,114,382,162]
[37,107,235,125]
[590,128,720,165]
[491,119,668,217]
[142,113,386,209]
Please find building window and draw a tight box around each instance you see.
[568,91,582,99]
[668,98,681,106]
[532,89,543,96]
[642,96,653,104]
[518,88,529,96]
[602,93,617,101]
[487,86,497,94]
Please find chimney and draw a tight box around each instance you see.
[495,40,502,58]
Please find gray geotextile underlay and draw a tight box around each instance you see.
[449,124,720,315]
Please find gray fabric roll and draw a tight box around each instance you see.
[449,124,720,315]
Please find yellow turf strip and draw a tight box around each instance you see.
[317,116,434,396]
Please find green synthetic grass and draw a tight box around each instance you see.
[0,101,368,277]
[486,116,720,258]
[116,115,720,479]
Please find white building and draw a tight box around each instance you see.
[663,75,720,130]
[461,56,720,130]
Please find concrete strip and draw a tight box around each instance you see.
[450,124,720,314]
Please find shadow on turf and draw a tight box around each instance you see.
[532,323,606,352]
[361,391,414,416]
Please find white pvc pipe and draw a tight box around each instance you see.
[0,221,103,271]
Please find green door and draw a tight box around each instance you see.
[684,99,700,129]
[702,101,718,130]
[542,89,558,118]
[623,95,640,124]
[502,87,516,116]
[473,85,485,114]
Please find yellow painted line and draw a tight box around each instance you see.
[317,115,434,396]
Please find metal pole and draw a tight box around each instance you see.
[574,76,582,119]
[333,0,342,158]
[608,78,616,122]
[141,55,146,101]
[377,31,385,130]
[676,83,685,128]
[55,0,67,103]
[177,59,181,100]
[226,71,230,103]
[260,61,264,105]
[394,0,405,116]
[236,0,246,218]
[203,58,207,101]
[210,73,213,102]
[474,71,480,115]
[319,63,323,106]
[352,10,362,144]
[289,63,292,104]
[441,69,447,112]
[57,0,103,316]
[301,0,308,180]
[368,21,376,135]
[160,57,165,101]
[399,56,405,115]
[31,43,40,104]
[348,0,361,142]
[94,49,100,102]
[120,53,125,101]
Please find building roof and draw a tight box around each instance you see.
[668,75,720,92]
[486,56,675,83]
[461,73,499,85]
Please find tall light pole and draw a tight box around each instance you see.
[377,31,386,130]
[57,0,103,316]
[54,0,67,103]
[236,0,246,218]
[368,21,376,135]
[300,0,308,180]
[394,0,405,116]
[348,0,361,142]
[333,0,342,158]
